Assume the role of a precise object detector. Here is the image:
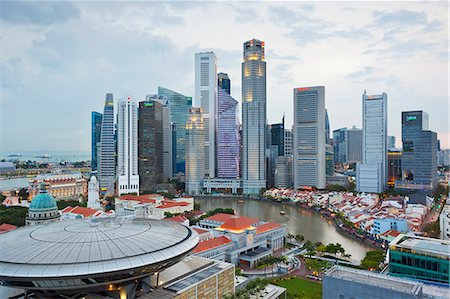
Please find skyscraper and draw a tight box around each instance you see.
[356,91,387,193]
[217,87,240,178]
[98,93,116,195]
[325,109,331,145]
[399,111,437,191]
[117,96,139,196]
[346,126,363,163]
[293,86,326,189]
[195,52,217,178]
[91,111,102,172]
[388,135,396,150]
[138,99,164,193]
[218,72,231,95]
[158,86,192,174]
[270,116,285,157]
[284,129,293,156]
[186,107,205,195]
[241,38,266,194]
[333,128,347,165]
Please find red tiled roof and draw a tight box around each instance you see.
[119,194,157,204]
[165,215,188,223]
[62,206,99,217]
[256,222,282,234]
[193,227,209,234]
[219,216,259,231]
[155,201,189,209]
[380,230,401,238]
[193,236,231,253]
[204,213,234,223]
[61,206,73,213]
[0,223,17,233]
[192,210,205,215]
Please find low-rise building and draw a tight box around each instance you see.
[0,223,17,234]
[29,173,87,199]
[440,205,450,240]
[195,214,287,267]
[60,206,114,220]
[389,234,450,284]
[373,218,408,235]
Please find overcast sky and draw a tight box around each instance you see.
[0,1,448,153]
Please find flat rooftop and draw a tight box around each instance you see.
[325,266,422,295]
[390,234,450,259]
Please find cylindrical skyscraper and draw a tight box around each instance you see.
[241,38,267,194]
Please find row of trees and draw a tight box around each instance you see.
[224,278,268,299]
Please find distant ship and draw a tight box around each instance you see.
[35,154,52,159]
[7,153,21,157]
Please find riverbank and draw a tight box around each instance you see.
[196,195,382,250]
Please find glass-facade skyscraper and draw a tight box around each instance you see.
[218,72,231,95]
[356,91,387,193]
[270,116,285,157]
[293,86,326,189]
[98,93,116,194]
[158,86,192,174]
[217,87,240,178]
[186,107,205,195]
[241,38,267,194]
[91,111,102,172]
[398,111,437,191]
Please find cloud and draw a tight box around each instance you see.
[346,66,400,86]
[0,1,80,25]
[372,9,427,27]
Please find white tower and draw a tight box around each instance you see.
[88,176,101,210]
[117,96,139,195]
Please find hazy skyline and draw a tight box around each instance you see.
[1,1,448,153]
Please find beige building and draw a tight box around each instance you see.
[29,173,87,199]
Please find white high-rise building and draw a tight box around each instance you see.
[195,52,217,179]
[357,91,388,193]
[293,86,326,189]
[98,93,116,195]
[186,107,205,195]
[87,176,101,210]
[284,129,293,156]
[117,96,139,196]
[242,38,267,194]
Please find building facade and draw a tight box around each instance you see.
[138,99,164,192]
[91,111,102,172]
[275,155,293,188]
[372,218,408,235]
[29,173,87,199]
[293,86,326,189]
[218,72,231,95]
[241,38,267,194]
[388,150,402,187]
[270,118,285,157]
[195,52,217,179]
[158,86,192,174]
[284,129,293,156]
[87,176,101,210]
[217,87,240,178]
[325,109,331,145]
[186,107,205,195]
[346,126,363,163]
[398,111,437,191]
[26,183,60,226]
[98,93,116,194]
[388,135,396,150]
[357,91,387,193]
[117,96,139,195]
[440,205,450,240]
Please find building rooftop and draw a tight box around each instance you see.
[0,223,17,234]
[255,222,282,234]
[0,217,199,278]
[29,185,57,211]
[325,266,423,295]
[61,206,101,217]
[204,213,234,223]
[390,234,450,260]
[193,236,231,253]
[165,215,188,223]
[217,216,259,232]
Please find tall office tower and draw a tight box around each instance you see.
[241,38,267,194]
[158,86,192,174]
[293,86,326,189]
[117,96,139,196]
[195,52,217,179]
[138,100,164,193]
[399,111,437,191]
[333,128,347,165]
[270,116,285,157]
[217,87,240,178]
[356,91,387,193]
[284,129,293,156]
[91,111,103,172]
[267,145,279,187]
[218,72,231,95]
[346,126,363,163]
[146,94,172,180]
[98,93,116,195]
[186,108,205,195]
[388,135,396,150]
[325,109,331,144]
[388,151,402,187]
[326,144,334,175]
[275,156,293,188]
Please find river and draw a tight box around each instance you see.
[196,197,371,261]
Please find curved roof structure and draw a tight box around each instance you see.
[0,217,199,291]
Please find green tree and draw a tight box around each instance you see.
[361,250,385,270]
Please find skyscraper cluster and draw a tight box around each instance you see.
[91,38,439,197]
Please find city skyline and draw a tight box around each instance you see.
[0,1,448,153]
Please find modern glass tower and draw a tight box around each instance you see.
[98,93,116,195]
[91,111,102,172]
[186,107,205,195]
[241,38,266,194]
[356,91,387,193]
[117,96,139,196]
[325,109,331,145]
[293,86,326,189]
[333,128,347,165]
[195,52,217,179]
[218,72,231,95]
[398,111,437,191]
[217,87,240,178]
[346,126,363,163]
[158,86,192,174]
[138,99,164,193]
[270,116,285,157]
